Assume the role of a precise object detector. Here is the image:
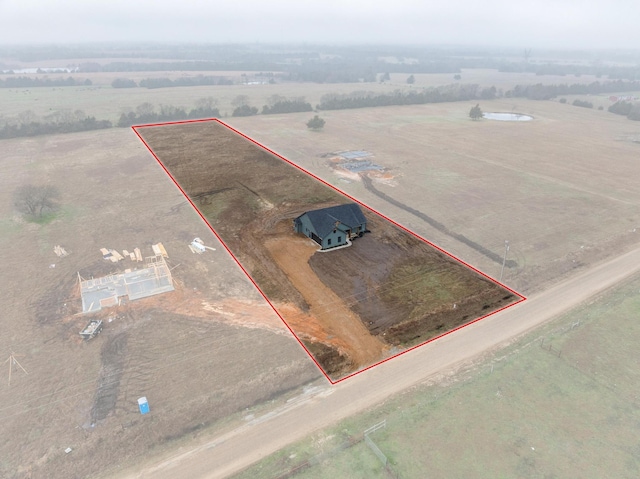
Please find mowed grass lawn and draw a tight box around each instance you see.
[233,272,640,479]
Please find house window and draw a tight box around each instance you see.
[338,236,342,243]
[328,238,332,246]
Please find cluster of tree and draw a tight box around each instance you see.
[227,95,258,117]
[0,76,92,88]
[116,99,221,127]
[112,76,234,88]
[262,95,312,114]
[506,80,640,100]
[232,105,259,117]
[307,115,325,130]
[284,66,377,83]
[138,75,233,89]
[111,78,138,88]
[0,115,111,139]
[80,60,280,73]
[572,99,593,108]
[469,104,483,120]
[317,84,484,110]
[608,101,640,121]
[499,62,640,81]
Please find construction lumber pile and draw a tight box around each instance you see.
[100,244,166,263]
[53,245,69,257]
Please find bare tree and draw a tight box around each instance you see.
[13,184,60,218]
[267,94,287,107]
[231,95,250,108]
[194,97,218,110]
[17,110,38,124]
[136,102,155,116]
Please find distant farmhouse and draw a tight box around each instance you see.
[294,203,367,250]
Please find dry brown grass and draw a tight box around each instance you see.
[0,128,320,479]
[226,99,640,294]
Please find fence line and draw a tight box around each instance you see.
[365,434,388,466]
[364,419,387,436]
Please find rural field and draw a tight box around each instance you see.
[1,63,639,479]
[227,98,640,295]
[231,270,640,479]
[0,127,324,479]
[0,69,608,121]
[136,120,519,379]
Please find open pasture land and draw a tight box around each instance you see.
[0,68,606,121]
[0,76,403,121]
[0,127,322,479]
[233,271,640,479]
[135,120,519,380]
[227,98,640,295]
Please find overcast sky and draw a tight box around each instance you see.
[1,0,639,49]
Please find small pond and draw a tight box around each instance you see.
[483,112,533,121]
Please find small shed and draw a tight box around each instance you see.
[293,203,367,250]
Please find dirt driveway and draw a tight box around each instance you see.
[265,236,388,368]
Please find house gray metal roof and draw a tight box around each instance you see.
[298,203,366,239]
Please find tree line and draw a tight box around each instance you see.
[0,116,113,140]
[608,100,640,121]
[49,60,640,83]
[116,99,221,126]
[316,84,489,110]
[498,62,640,81]
[262,96,312,114]
[4,43,640,81]
[4,86,638,140]
[76,58,640,82]
[0,76,92,88]
[505,80,640,100]
[112,75,235,89]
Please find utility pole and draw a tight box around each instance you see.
[499,240,510,283]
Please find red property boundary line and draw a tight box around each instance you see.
[131,117,527,385]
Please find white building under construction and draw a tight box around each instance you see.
[79,255,174,313]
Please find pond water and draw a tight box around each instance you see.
[483,112,533,121]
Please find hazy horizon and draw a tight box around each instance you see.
[1,0,639,50]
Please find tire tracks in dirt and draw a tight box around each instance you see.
[91,332,128,424]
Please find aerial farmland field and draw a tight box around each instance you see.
[1,57,640,479]
[135,120,519,380]
[227,98,640,295]
[0,127,323,479]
